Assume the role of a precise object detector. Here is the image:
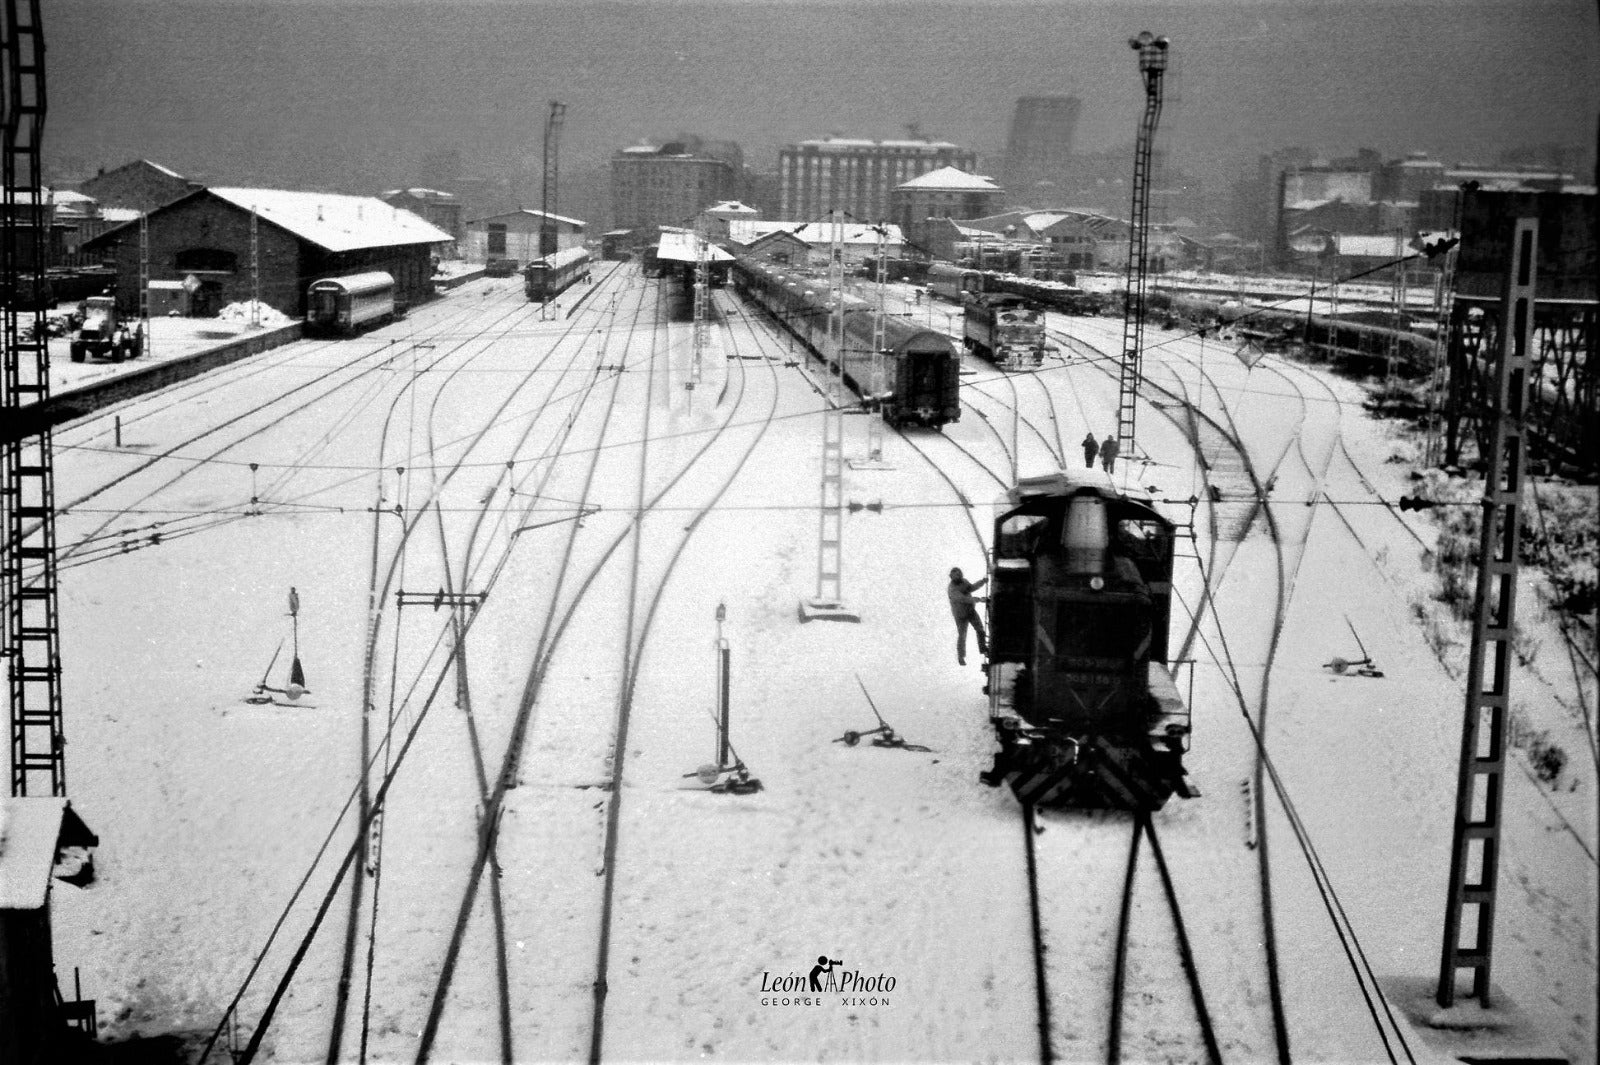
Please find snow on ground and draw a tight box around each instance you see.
[34,267,1595,1064]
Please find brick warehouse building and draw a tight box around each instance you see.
[83,187,451,318]
[74,158,200,214]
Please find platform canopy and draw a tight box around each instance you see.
[655,229,736,264]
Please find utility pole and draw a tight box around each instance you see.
[1437,213,1536,1009]
[249,205,260,328]
[1114,31,1169,465]
[1385,226,1406,387]
[689,216,708,392]
[1424,236,1459,469]
[139,209,150,329]
[852,223,890,469]
[800,209,858,623]
[540,101,566,259]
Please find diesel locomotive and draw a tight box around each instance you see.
[981,470,1197,809]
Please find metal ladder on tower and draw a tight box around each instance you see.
[1114,32,1169,463]
[2,0,67,797]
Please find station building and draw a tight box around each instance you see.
[724,219,904,269]
[82,186,452,318]
[381,187,464,244]
[890,166,1004,251]
[73,158,201,214]
[610,142,739,234]
[463,208,586,265]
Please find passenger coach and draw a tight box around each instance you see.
[732,257,960,428]
[304,271,397,335]
[525,247,592,302]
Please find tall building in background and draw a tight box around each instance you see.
[609,140,739,232]
[776,137,978,222]
[1002,96,1081,208]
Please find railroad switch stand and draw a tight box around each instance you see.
[1323,617,1384,678]
[833,675,933,753]
[683,604,763,794]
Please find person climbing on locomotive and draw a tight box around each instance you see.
[947,566,988,666]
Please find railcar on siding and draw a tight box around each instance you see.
[304,271,396,335]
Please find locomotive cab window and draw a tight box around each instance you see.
[997,513,1046,559]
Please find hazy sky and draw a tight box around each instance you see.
[52,0,1600,196]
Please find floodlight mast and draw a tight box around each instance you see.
[1114,32,1169,465]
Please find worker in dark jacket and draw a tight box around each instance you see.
[1100,433,1120,473]
[1081,432,1099,468]
[948,567,989,666]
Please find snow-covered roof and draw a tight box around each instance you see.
[704,200,759,215]
[144,159,185,179]
[382,187,458,202]
[209,188,453,251]
[466,207,586,229]
[0,798,94,910]
[896,166,1001,192]
[655,230,736,263]
[1023,212,1072,230]
[726,220,903,246]
[101,207,141,223]
[51,189,96,206]
[796,137,962,152]
[1334,234,1411,258]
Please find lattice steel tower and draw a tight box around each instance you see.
[540,101,566,258]
[2,0,66,796]
[1114,32,1169,463]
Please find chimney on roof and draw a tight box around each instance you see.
[317,205,324,221]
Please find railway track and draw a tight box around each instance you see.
[332,266,641,1060]
[42,283,546,571]
[370,279,789,1060]
[180,268,636,1061]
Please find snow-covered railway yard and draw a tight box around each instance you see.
[42,267,1595,1063]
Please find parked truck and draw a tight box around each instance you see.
[69,296,143,363]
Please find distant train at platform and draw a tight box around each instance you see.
[732,257,961,429]
[525,247,592,302]
[979,471,1196,810]
[928,262,1105,316]
[927,262,983,303]
[305,271,397,335]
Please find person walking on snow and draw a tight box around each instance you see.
[948,567,989,666]
[1100,433,1120,473]
[1081,432,1099,468]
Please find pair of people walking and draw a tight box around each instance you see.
[1081,431,1120,473]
